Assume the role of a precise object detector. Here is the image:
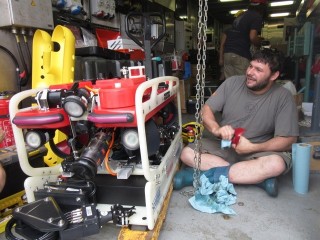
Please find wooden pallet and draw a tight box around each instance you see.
[0,190,25,233]
[118,184,173,240]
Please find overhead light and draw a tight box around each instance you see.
[296,0,305,15]
[230,9,247,15]
[220,0,242,2]
[270,1,294,7]
[270,12,290,17]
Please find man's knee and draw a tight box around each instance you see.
[261,155,286,176]
[180,146,194,164]
[0,165,6,192]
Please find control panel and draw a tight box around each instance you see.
[0,0,54,30]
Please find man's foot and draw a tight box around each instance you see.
[173,167,195,190]
[256,178,278,197]
[173,166,230,190]
[203,166,230,183]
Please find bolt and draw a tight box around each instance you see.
[58,220,65,226]
[11,27,17,34]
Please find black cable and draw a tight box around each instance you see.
[87,180,97,198]
[37,231,58,240]
[14,34,29,87]
[22,34,32,68]
[49,138,70,159]
[5,217,58,240]
[5,217,23,240]
[0,45,22,90]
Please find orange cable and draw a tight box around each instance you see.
[104,129,117,176]
[85,85,98,94]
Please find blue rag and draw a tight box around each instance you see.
[189,175,237,215]
[221,139,232,148]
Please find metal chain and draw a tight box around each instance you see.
[193,0,208,190]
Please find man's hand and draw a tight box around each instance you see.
[213,125,235,140]
[232,136,255,154]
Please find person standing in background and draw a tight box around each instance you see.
[223,0,267,78]
[219,10,245,82]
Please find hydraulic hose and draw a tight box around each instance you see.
[5,217,59,240]
[5,218,23,240]
[22,34,32,65]
[104,128,117,176]
[49,138,70,159]
[14,34,29,87]
[0,45,23,90]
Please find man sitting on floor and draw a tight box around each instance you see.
[175,49,299,197]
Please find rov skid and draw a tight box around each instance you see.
[8,66,182,239]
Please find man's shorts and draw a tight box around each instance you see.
[223,53,250,79]
[189,138,292,174]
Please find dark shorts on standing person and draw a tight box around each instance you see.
[223,53,250,79]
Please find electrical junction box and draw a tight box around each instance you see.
[90,0,116,19]
[0,0,54,30]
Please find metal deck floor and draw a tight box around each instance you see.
[65,165,320,240]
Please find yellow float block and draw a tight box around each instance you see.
[118,184,173,240]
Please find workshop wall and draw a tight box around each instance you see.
[0,0,180,93]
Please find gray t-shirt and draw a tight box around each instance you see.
[205,75,299,143]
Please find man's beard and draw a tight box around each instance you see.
[247,77,269,91]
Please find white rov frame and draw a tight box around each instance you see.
[9,76,182,230]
